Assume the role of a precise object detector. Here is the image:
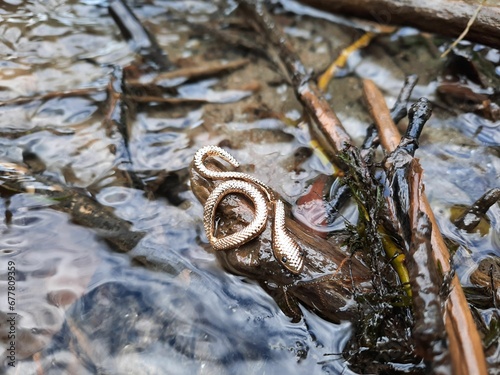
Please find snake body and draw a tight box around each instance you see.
[193,145,304,274]
[204,180,268,250]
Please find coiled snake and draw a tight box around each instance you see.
[193,145,304,274]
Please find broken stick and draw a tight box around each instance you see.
[363,78,488,375]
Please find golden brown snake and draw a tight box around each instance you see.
[193,145,304,274]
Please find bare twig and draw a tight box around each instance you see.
[382,100,451,373]
[317,32,376,91]
[128,96,207,105]
[0,162,145,253]
[0,126,74,138]
[190,23,270,60]
[363,79,402,151]
[441,0,487,58]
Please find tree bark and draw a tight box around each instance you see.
[299,0,500,49]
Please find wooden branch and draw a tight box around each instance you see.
[299,0,500,49]
[382,105,451,373]
[363,79,401,151]
[128,96,208,104]
[362,74,418,150]
[406,163,450,374]
[237,0,352,158]
[363,78,488,375]
[318,32,377,91]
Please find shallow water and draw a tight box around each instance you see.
[0,0,498,374]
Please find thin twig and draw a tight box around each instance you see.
[128,96,207,104]
[190,23,270,61]
[318,32,376,91]
[0,126,74,138]
[441,0,487,58]
[363,79,401,151]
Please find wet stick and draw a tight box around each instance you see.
[384,107,451,373]
[364,79,488,375]
[328,75,420,222]
[237,0,351,159]
[361,74,418,151]
[317,32,376,91]
[453,188,500,232]
[363,79,400,151]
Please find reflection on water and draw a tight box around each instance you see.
[0,0,498,374]
[1,185,356,374]
[0,198,100,361]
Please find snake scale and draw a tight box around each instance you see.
[193,145,304,274]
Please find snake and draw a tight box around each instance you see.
[193,145,304,274]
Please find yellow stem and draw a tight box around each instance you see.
[318,32,375,91]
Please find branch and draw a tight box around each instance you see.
[0,88,103,108]
[298,0,500,50]
[364,78,488,375]
[237,0,352,158]
[362,74,418,150]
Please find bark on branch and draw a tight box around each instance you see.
[363,78,488,375]
[238,0,352,159]
[299,0,500,49]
